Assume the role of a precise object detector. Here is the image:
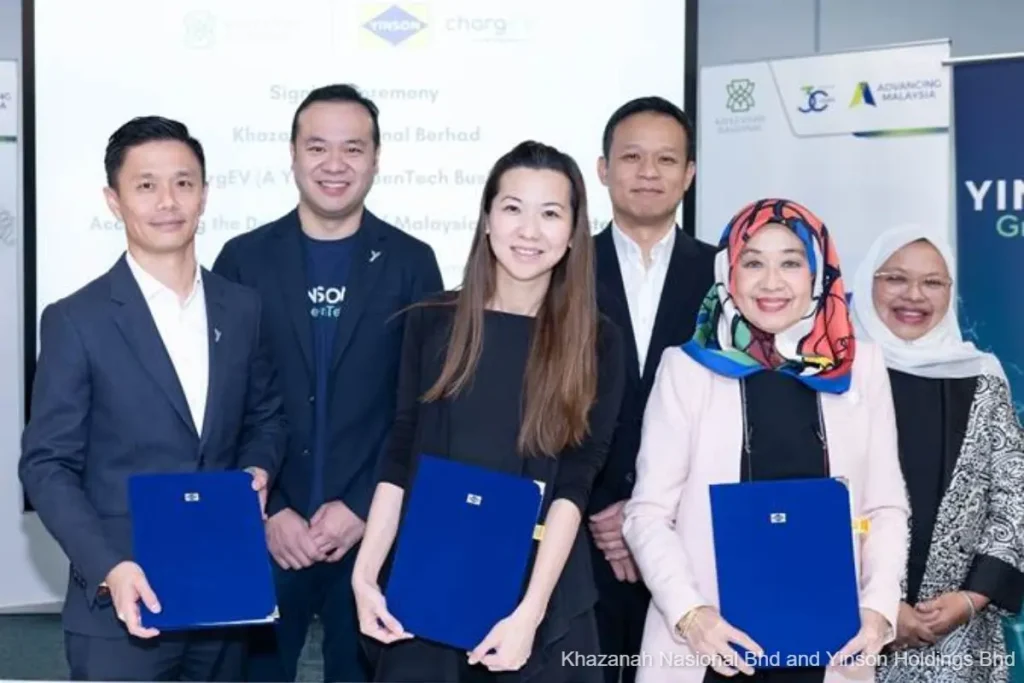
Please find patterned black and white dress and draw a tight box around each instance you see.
[876,372,1024,683]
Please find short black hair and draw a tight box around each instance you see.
[104,116,206,189]
[601,96,695,163]
[290,84,381,148]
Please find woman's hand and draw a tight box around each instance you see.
[467,606,541,672]
[351,574,413,644]
[679,606,762,677]
[892,601,936,650]
[916,591,985,637]
[830,608,890,667]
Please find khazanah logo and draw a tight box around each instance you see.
[0,91,10,110]
[849,82,876,108]
[0,207,15,247]
[725,79,755,113]
[182,10,217,49]
[362,4,428,47]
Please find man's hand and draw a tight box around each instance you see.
[266,508,324,570]
[244,467,269,519]
[309,501,366,562]
[588,500,638,582]
[105,561,161,639]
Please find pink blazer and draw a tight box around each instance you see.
[622,341,909,683]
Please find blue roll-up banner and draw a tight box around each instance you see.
[953,56,1024,418]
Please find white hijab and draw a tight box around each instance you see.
[850,224,1005,381]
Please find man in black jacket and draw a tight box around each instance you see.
[589,97,716,683]
[213,84,442,682]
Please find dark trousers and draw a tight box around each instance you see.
[367,609,603,683]
[703,668,825,683]
[65,629,246,681]
[246,550,370,682]
[589,541,649,683]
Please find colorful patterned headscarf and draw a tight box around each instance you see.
[682,198,855,394]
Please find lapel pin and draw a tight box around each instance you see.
[370,250,381,263]
[214,328,221,343]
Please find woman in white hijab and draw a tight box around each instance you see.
[851,225,1024,683]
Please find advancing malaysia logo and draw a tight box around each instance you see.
[361,4,429,47]
[849,81,877,107]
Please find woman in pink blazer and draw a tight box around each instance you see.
[622,199,910,683]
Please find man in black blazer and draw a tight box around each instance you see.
[19,116,287,681]
[588,97,716,683]
[212,84,442,682]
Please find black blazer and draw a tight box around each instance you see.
[589,225,716,513]
[19,255,287,637]
[373,295,626,672]
[212,209,443,520]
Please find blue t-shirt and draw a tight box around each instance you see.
[303,233,355,513]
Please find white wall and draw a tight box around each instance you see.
[2,0,1024,612]
[1,0,68,614]
[698,0,1024,66]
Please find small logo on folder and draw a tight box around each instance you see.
[184,492,201,502]
[466,493,482,505]
[770,512,787,524]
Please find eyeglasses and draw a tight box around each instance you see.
[874,271,952,296]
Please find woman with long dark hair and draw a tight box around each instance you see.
[351,140,626,682]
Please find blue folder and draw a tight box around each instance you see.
[709,477,860,668]
[127,470,278,630]
[385,454,544,651]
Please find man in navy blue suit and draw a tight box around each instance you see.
[212,83,443,682]
[19,116,287,681]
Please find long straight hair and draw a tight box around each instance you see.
[422,141,598,457]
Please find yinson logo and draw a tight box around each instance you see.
[363,5,427,46]
[308,286,346,318]
[963,179,1024,238]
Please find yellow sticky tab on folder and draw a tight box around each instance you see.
[533,525,545,541]
[852,517,870,534]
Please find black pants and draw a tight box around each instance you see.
[245,551,370,682]
[589,541,649,683]
[65,629,245,681]
[703,667,825,683]
[367,609,603,683]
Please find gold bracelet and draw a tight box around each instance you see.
[675,607,701,639]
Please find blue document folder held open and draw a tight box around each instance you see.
[128,470,278,630]
[709,477,861,668]
[385,454,544,651]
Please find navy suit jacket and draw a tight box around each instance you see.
[589,225,716,515]
[211,208,443,522]
[19,254,287,637]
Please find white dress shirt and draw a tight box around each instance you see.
[126,252,210,436]
[611,223,676,376]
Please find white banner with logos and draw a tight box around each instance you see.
[696,41,952,279]
[0,59,67,613]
